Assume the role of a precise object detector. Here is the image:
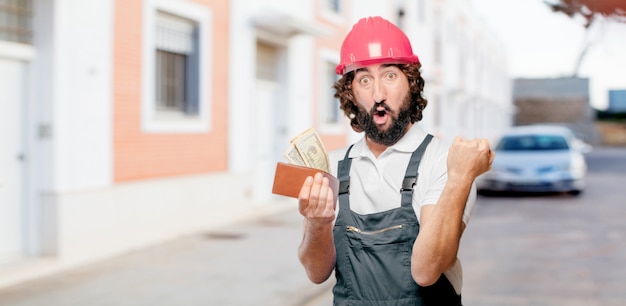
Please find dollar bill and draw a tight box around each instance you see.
[283,128,330,173]
[284,143,307,166]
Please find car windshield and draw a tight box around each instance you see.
[496,134,570,151]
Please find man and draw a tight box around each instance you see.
[297,16,494,305]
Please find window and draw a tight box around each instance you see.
[433,10,442,65]
[319,49,342,133]
[432,94,441,127]
[326,0,341,13]
[323,61,341,125]
[155,12,199,115]
[142,0,212,133]
[497,135,570,151]
[397,6,405,30]
[417,0,426,24]
[0,0,32,44]
[458,34,466,78]
[320,0,344,24]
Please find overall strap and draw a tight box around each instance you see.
[337,144,354,195]
[337,145,354,211]
[400,134,434,208]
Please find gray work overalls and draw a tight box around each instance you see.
[332,134,462,306]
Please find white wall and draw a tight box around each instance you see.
[26,0,115,259]
[0,43,35,263]
[49,173,288,264]
[52,0,113,191]
[228,0,257,173]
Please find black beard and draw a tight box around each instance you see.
[356,97,412,146]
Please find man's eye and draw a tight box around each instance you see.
[359,77,371,85]
[385,72,397,79]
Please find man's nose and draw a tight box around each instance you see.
[372,79,386,103]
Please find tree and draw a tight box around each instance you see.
[544,0,626,76]
[545,0,626,28]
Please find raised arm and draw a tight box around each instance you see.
[297,173,337,284]
[411,137,494,286]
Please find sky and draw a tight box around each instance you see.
[469,0,626,110]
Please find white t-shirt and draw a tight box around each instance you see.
[328,124,476,294]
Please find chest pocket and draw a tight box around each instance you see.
[342,216,420,303]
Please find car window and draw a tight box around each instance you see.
[496,135,570,151]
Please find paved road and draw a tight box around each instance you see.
[0,147,624,306]
[460,146,626,306]
[0,203,330,306]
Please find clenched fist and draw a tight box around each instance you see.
[447,137,495,183]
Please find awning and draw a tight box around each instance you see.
[251,10,332,37]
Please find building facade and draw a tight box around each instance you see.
[513,77,598,143]
[0,0,511,288]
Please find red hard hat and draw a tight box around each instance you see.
[336,16,420,75]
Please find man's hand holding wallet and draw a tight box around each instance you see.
[272,128,339,202]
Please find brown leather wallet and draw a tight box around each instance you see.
[272,162,339,202]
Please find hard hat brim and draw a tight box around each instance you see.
[336,55,420,75]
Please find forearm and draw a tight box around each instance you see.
[411,178,472,286]
[298,220,336,284]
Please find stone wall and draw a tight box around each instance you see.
[515,98,588,125]
[514,97,600,144]
[595,122,626,146]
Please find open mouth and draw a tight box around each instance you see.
[373,108,388,125]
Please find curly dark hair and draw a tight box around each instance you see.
[332,63,427,133]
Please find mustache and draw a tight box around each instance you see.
[371,101,391,114]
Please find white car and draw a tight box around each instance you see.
[477,125,591,195]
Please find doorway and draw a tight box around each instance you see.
[0,57,27,264]
[253,41,288,201]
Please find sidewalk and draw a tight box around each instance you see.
[0,204,334,306]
